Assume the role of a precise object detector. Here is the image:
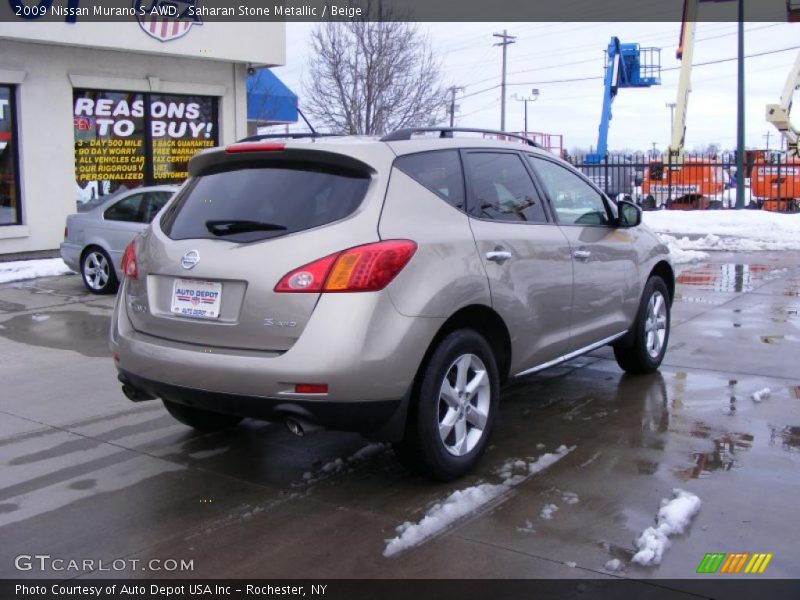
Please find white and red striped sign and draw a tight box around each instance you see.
[138,16,193,41]
[135,1,201,43]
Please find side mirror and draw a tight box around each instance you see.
[618,199,642,228]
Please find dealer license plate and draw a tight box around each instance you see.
[171,279,222,319]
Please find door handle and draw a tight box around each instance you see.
[486,250,512,263]
[573,249,592,260]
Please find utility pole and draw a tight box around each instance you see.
[447,86,464,127]
[513,89,540,134]
[493,30,516,131]
[735,0,746,209]
[763,130,771,152]
[665,102,677,140]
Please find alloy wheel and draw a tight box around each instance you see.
[83,251,110,291]
[645,290,668,358]
[437,353,491,457]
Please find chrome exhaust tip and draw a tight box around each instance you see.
[285,417,305,437]
[285,416,321,437]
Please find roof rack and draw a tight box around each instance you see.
[236,132,343,143]
[380,127,542,148]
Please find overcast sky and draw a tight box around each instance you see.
[272,20,799,154]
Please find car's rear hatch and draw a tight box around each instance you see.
[124,141,393,352]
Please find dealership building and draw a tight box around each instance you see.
[0,16,285,255]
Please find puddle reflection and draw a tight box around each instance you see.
[769,425,800,452]
[677,263,769,293]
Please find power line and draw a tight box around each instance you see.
[456,23,784,90]
[508,45,800,87]
[453,42,799,119]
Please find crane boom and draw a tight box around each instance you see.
[665,0,699,165]
[585,38,660,164]
[592,38,623,162]
[766,50,800,157]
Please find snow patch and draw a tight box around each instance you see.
[383,483,508,557]
[604,558,624,572]
[750,387,771,402]
[0,258,73,284]
[647,208,800,262]
[540,503,559,520]
[631,488,702,566]
[658,235,710,264]
[644,210,800,255]
[580,452,601,468]
[296,443,389,486]
[383,445,575,557]
[561,491,580,505]
[564,561,577,568]
[517,520,536,534]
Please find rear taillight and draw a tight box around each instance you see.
[121,240,138,280]
[274,240,417,293]
[274,252,340,293]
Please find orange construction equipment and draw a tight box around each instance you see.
[642,157,725,210]
[750,154,800,212]
[641,0,726,210]
[757,45,800,212]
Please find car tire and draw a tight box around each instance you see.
[162,399,243,431]
[614,276,671,375]
[394,329,499,481]
[80,246,119,295]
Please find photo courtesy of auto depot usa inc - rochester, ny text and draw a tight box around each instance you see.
[14,583,330,597]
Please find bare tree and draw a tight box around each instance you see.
[303,13,447,135]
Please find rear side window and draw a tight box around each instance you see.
[105,194,144,223]
[142,191,172,223]
[160,164,370,243]
[464,152,547,223]
[394,150,465,210]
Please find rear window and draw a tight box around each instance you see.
[160,163,370,243]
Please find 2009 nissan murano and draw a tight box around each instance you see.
[111,128,673,480]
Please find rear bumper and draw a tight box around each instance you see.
[118,369,408,439]
[59,242,81,273]
[110,280,445,436]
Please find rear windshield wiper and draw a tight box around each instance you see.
[205,220,288,236]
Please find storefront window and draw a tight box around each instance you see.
[150,94,217,184]
[73,90,146,207]
[73,90,218,208]
[0,85,21,226]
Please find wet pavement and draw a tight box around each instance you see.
[0,252,798,582]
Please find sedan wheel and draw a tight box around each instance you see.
[81,248,119,295]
